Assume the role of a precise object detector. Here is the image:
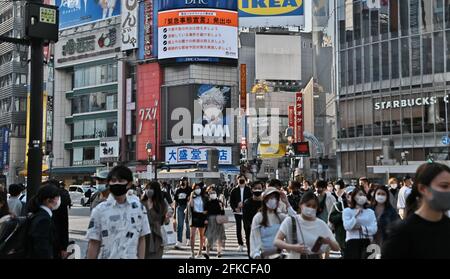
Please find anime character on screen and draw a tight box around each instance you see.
[196,85,231,126]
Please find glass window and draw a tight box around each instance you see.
[362,4,370,42]
[435,0,444,30]
[422,34,433,75]
[411,36,421,76]
[382,42,390,80]
[434,32,445,73]
[355,47,362,84]
[372,43,380,82]
[446,30,450,70]
[410,0,420,35]
[353,1,362,45]
[340,51,346,88]
[446,0,450,28]
[380,1,389,40]
[364,46,371,83]
[422,0,433,33]
[401,37,410,77]
[84,147,96,161]
[74,121,83,139]
[107,119,118,137]
[73,148,83,163]
[400,0,409,36]
[390,0,399,37]
[347,49,354,86]
[371,9,379,41]
[84,120,95,139]
[106,94,117,110]
[391,39,400,79]
[95,119,107,138]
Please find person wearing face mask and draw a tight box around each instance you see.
[315,180,337,223]
[204,186,226,259]
[243,181,264,258]
[187,183,208,258]
[230,175,252,252]
[370,185,399,247]
[86,166,151,259]
[89,170,110,211]
[397,176,413,219]
[274,191,340,259]
[343,188,377,259]
[27,184,61,259]
[328,186,355,258]
[141,181,172,259]
[334,180,346,202]
[382,163,450,259]
[174,177,191,248]
[387,177,400,210]
[287,181,303,212]
[250,187,288,259]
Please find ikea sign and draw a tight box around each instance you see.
[239,0,304,17]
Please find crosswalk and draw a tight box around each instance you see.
[163,219,249,259]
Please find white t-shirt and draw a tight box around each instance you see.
[277,215,336,259]
[397,186,412,209]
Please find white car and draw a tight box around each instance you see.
[68,185,96,206]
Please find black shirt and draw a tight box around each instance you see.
[205,200,225,216]
[243,198,262,228]
[382,213,450,259]
[174,187,191,207]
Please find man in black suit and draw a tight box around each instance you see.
[229,175,252,252]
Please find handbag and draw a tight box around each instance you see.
[216,215,229,224]
[161,219,177,246]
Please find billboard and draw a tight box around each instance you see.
[157,8,238,61]
[239,0,305,28]
[99,141,119,159]
[165,146,232,165]
[0,128,9,170]
[159,0,237,11]
[56,0,121,29]
[121,0,139,51]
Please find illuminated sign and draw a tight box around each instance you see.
[166,146,232,165]
[373,96,450,110]
[239,0,303,16]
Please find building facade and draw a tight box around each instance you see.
[336,0,450,180]
[0,2,27,185]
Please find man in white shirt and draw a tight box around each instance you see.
[7,184,26,216]
[397,176,413,219]
[86,166,150,259]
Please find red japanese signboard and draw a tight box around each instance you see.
[288,105,295,129]
[295,92,304,142]
[240,64,247,110]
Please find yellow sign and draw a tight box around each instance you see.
[239,0,304,16]
[40,7,57,25]
[258,144,287,159]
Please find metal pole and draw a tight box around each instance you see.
[154,120,158,181]
[27,1,44,201]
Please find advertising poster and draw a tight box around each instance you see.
[157,9,238,60]
[165,146,232,165]
[56,0,121,29]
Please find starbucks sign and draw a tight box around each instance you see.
[374,96,450,110]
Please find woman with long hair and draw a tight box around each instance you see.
[370,185,399,246]
[27,184,61,259]
[274,191,340,259]
[342,188,377,259]
[187,183,208,258]
[249,187,287,259]
[141,181,172,259]
[382,163,450,258]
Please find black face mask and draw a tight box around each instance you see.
[109,183,128,196]
[239,180,246,185]
[253,190,263,197]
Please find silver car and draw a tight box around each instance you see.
[68,185,96,206]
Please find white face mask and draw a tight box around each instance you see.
[375,194,387,204]
[194,189,201,195]
[390,184,398,189]
[356,195,367,206]
[265,198,278,210]
[52,197,61,211]
[302,206,317,218]
[210,194,217,200]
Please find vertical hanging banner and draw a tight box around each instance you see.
[295,92,304,142]
[240,64,247,110]
[122,0,139,51]
[288,105,295,128]
[144,0,154,59]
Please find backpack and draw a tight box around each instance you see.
[0,215,34,259]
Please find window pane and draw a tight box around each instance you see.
[392,39,400,79]
[410,0,420,35]
[95,119,107,138]
[340,51,346,88]
[73,148,83,163]
[435,0,444,30]
[422,34,433,75]
[347,49,354,85]
[362,4,370,42]
[373,43,380,81]
[446,0,450,28]
[371,9,379,40]
[356,47,362,84]
[364,46,371,83]
[74,121,83,139]
[400,0,409,36]
[446,31,450,70]
[401,37,410,77]
[107,119,118,137]
[434,32,445,73]
[382,42,390,80]
[390,0,399,37]
[84,120,95,139]
[380,1,389,40]
[83,147,95,161]
[354,1,361,45]
[411,35,421,76]
[422,0,433,32]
